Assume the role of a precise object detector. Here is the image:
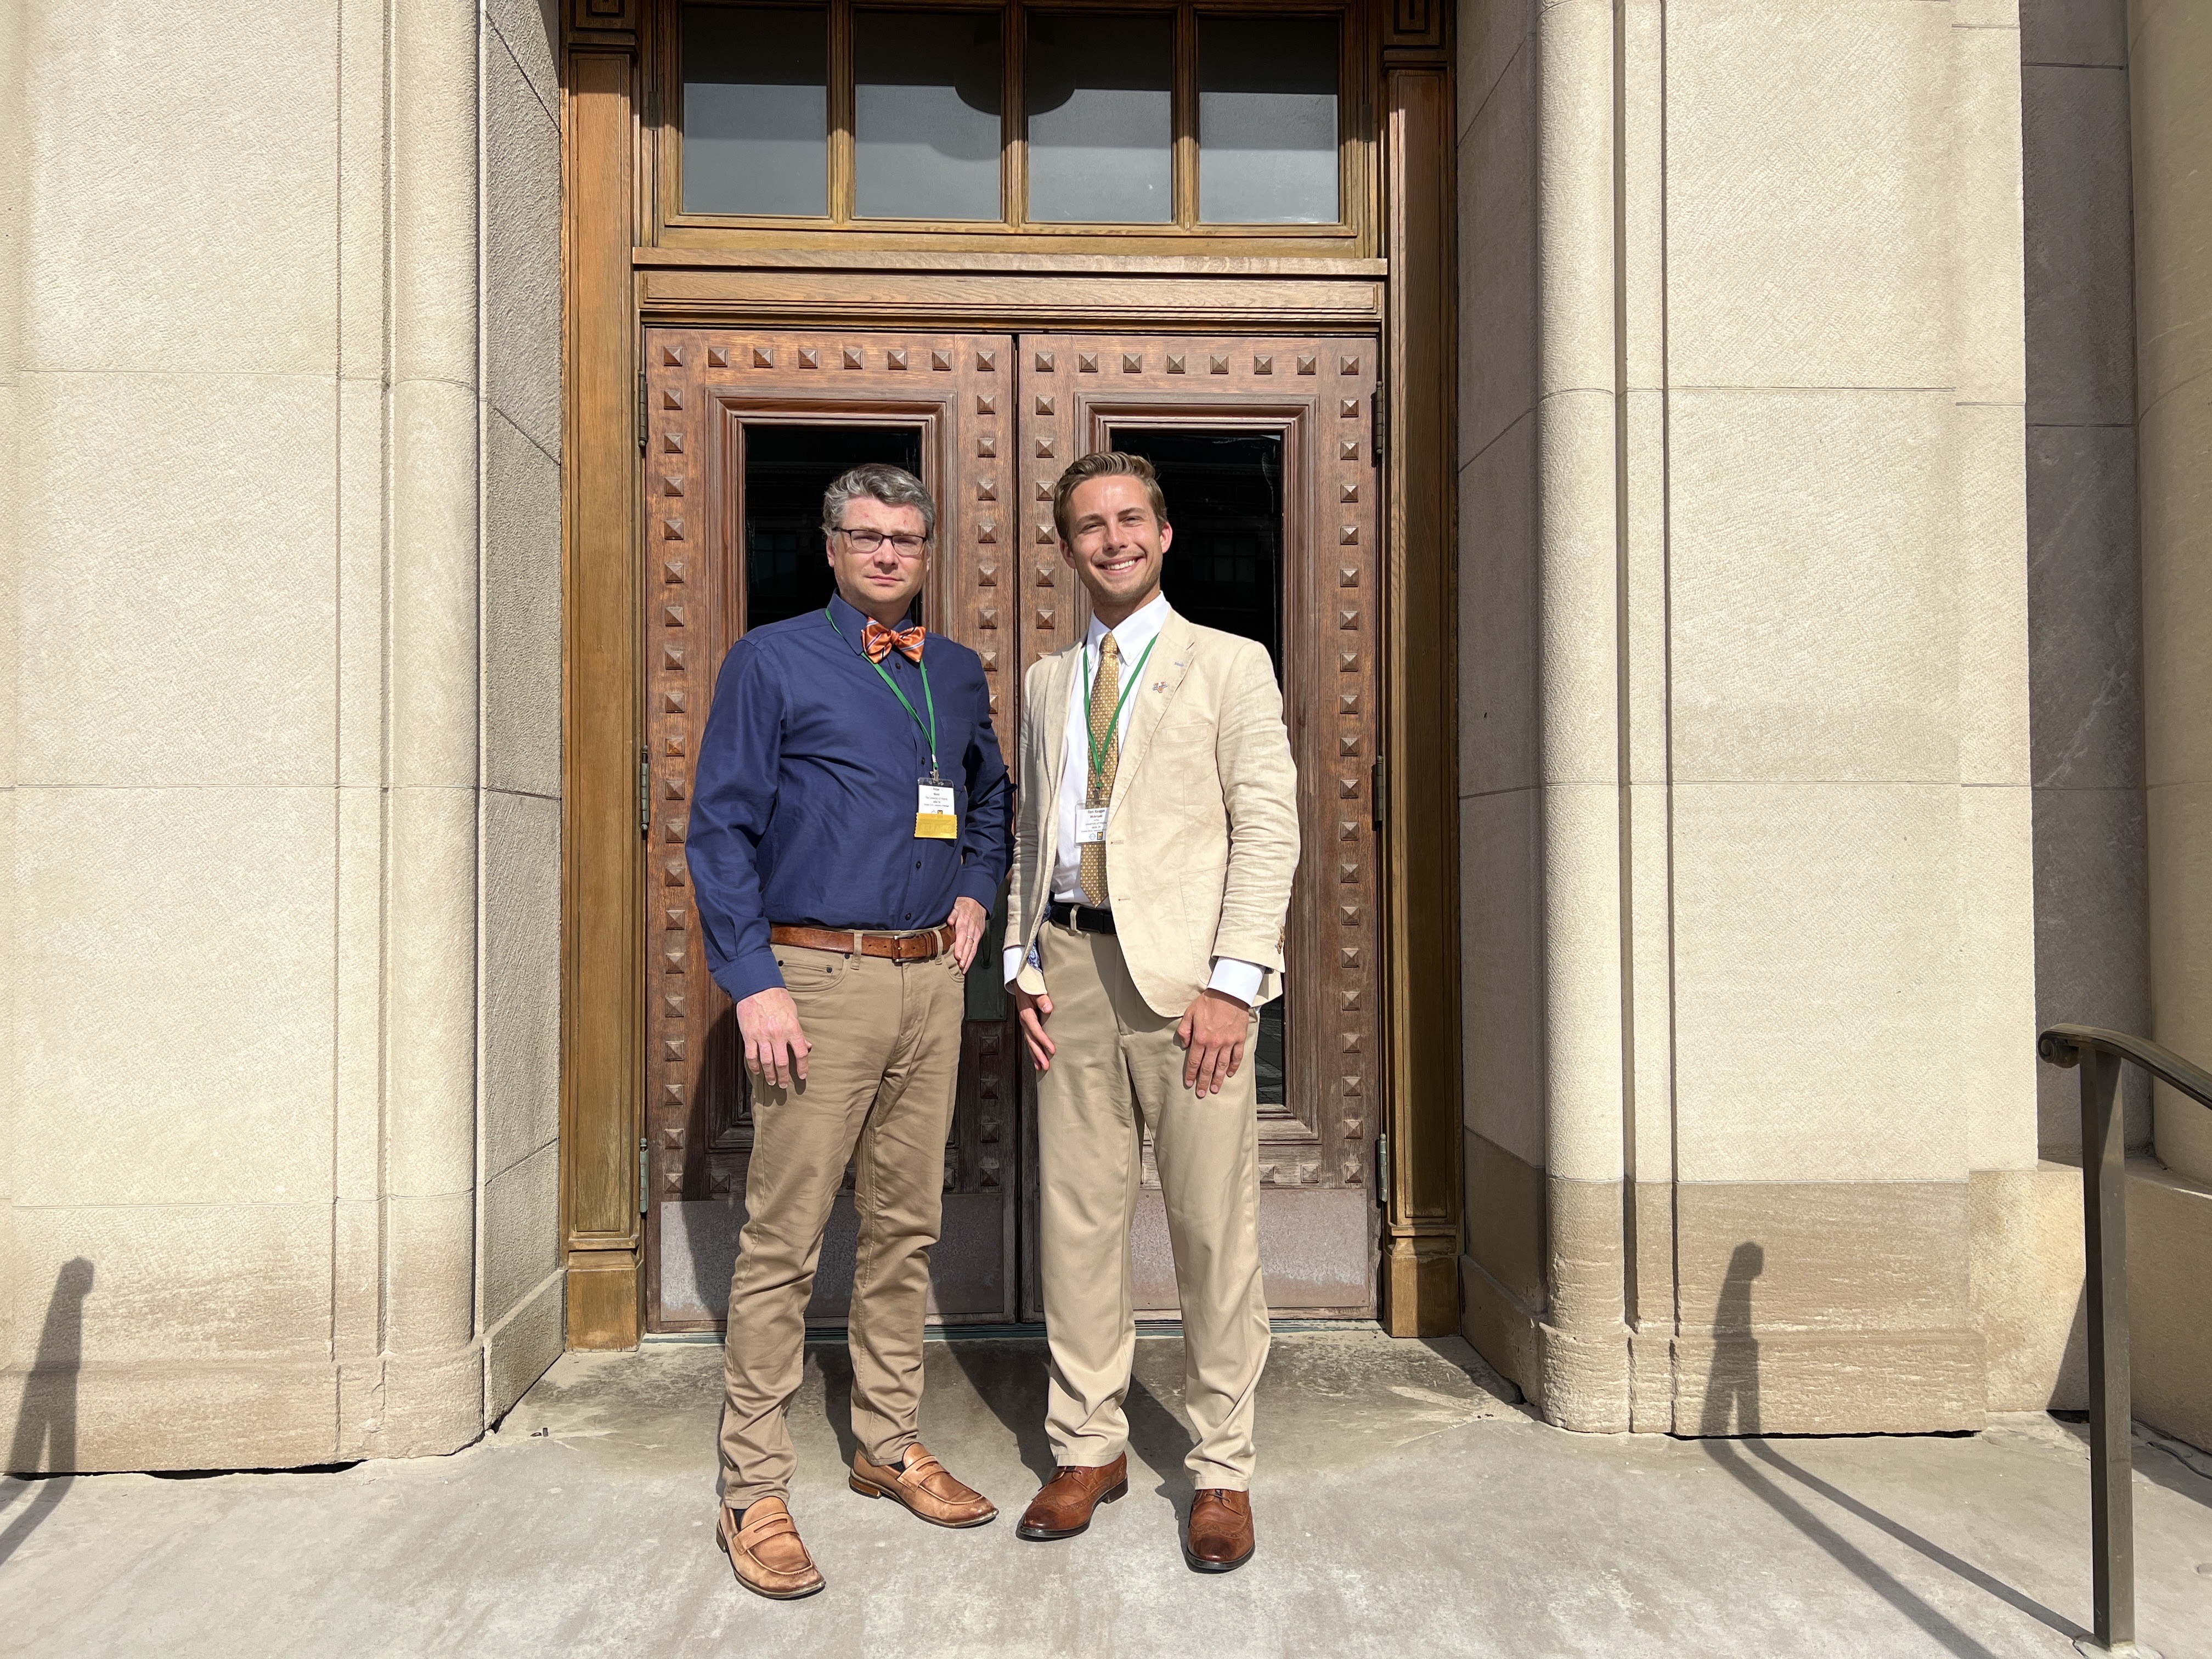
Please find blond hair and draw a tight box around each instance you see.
[1051,451,1169,543]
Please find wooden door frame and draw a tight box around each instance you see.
[560,0,1459,1347]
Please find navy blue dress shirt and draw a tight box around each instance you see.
[687,592,1012,1005]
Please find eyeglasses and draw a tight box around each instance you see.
[834,527,929,558]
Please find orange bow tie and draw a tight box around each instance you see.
[862,620,927,664]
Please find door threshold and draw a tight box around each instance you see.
[640,1317,1385,1345]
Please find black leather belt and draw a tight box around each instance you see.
[1047,901,1116,936]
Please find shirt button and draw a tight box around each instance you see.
[904,912,913,921]
[915,860,922,870]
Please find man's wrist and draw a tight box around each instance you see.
[1205,956,1265,1006]
[716,953,788,1007]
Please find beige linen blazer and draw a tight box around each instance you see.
[1006,607,1300,1018]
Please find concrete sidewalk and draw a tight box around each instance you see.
[3,1330,2209,1658]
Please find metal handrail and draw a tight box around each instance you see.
[2036,1024,2212,1659]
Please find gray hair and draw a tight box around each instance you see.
[821,463,936,541]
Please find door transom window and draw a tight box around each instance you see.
[672,1,1352,232]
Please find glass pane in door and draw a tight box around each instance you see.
[1026,12,1174,223]
[855,9,1005,221]
[743,425,926,630]
[1197,14,1339,224]
[682,4,830,216]
[1108,426,1288,1105]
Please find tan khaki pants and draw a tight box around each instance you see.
[1035,920,1271,1491]
[719,941,966,1509]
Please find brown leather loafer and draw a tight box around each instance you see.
[1183,1488,1255,1573]
[849,1442,997,1528]
[716,1496,826,1600]
[1015,1454,1129,1541]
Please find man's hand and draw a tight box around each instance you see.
[1013,983,1057,1071]
[736,986,810,1090]
[949,896,988,972]
[1176,988,1250,1097]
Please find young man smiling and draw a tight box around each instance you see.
[687,463,1011,1599]
[1003,450,1300,1573]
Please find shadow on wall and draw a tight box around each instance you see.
[1700,1240,1763,1435]
[1694,1240,2084,1657]
[0,1258,95,1565]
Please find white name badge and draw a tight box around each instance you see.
[916,782,957,840]
[1077,805,1109,845]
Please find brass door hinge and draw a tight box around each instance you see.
[637,370,648,454]
[639,744,650,839]
[639,1136,648,1216]
[1376,1131,1392,1210]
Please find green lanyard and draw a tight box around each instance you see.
[824,606,939,774]
[1081,630,1159,800]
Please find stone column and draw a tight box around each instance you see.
[1529,0,1632,1431]
[1458,0,2043,1433]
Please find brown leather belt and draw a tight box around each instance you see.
[769,922,956,962]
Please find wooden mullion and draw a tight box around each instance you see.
[830,0,856,224]
[1173,2,1199,227]
[652,0,676,236]
[1339,1,1358,244]
[1006,2,1028,227]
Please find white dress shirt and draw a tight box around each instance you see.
[1004,592,1266,1005]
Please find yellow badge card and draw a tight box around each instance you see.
[916,782,957,840]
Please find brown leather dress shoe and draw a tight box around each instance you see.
[1183,1489,1255,1573]
[716,1496,826,1600]
[1015,1454,1129,1541]
[849,1442,997,1528]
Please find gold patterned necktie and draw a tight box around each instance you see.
[1080,634,1121,906]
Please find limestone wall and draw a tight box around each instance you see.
[1456,0,2082,1433]
[0,0,563,1472]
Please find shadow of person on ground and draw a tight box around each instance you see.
[943,1337,1056,1483]
[1127,1345,1198,1518]
[812,1340,862,1470]
[1,1259,94,1567]
[1694,1240,2080,1658]
[938,1329,1196,1502]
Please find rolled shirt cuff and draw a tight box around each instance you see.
[1206,956,1265,1006]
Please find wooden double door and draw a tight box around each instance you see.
[642,326,1383,1331]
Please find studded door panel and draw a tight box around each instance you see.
[1016,336,1382,1317]
[641,328,1019,1330]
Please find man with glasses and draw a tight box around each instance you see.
[688,462,1011,1600]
